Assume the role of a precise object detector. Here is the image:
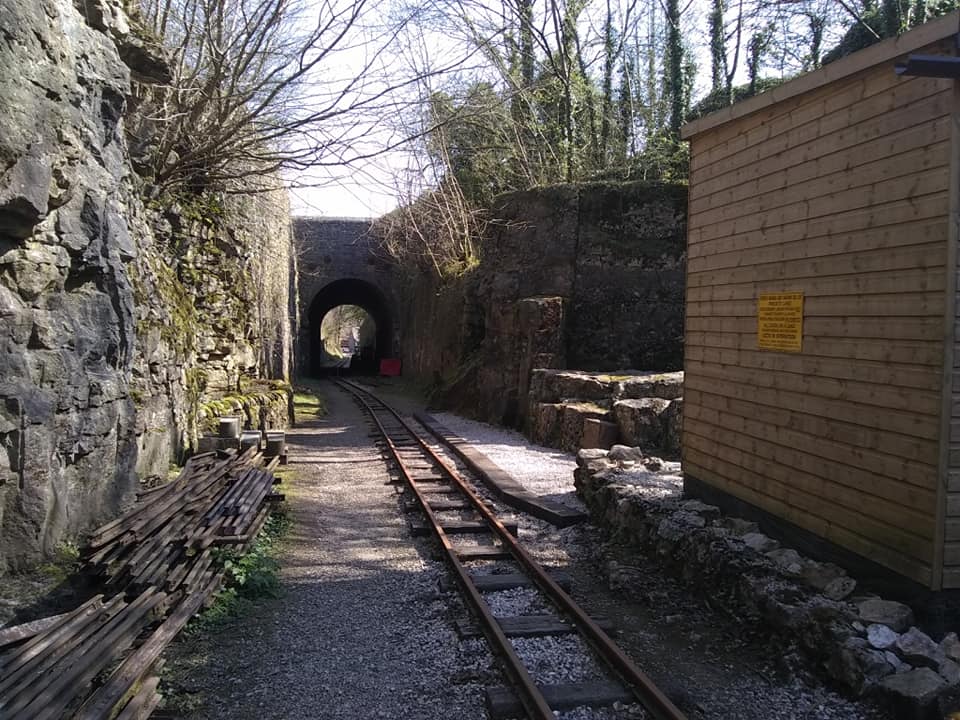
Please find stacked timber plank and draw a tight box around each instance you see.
[0,447,283,719]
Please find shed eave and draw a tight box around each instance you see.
[680,10,960,140]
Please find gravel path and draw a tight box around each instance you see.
[159,386,490,719]
[366,380,891,720]
[160,380,892,720]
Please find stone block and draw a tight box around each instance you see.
[614,398,670,449]
[618,372,684,400]
[867,624,899,651]
[527,403,563,448]
[580,418,619,450]
[858,598,915,633]
[896,627,945,670]
[559,402,611,452]
[660,397,683,456]
[879,668,948,717]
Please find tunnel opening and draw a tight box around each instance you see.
[307,279,393,375]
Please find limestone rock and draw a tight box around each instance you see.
[896,627,945,670]
[529,403,563,448]
[580,418,619,449]
[829,637,895,695]
[942,632,960,663]
[857,598,915,633]
[823,576,857,601]
[939,659,960,685]
[560,402,611,452]
[618,373,684,400]
[867,624,899,651]
[660,397,683,456]
[742,532,780,554]
[608,445,646,463]
[614,397,670,448]
[878,668,947,713]
[766,548,804,577]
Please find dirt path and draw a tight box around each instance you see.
[159,385,490,719]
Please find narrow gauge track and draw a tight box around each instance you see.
[334,379,687,720]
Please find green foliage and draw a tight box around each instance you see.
[687,77,787,121]
[822,0,958,64]
[292,384,326,422]
[187,510,290,633]
[37,542,80,582]
[198,380,291,435]
[428,84,523,206]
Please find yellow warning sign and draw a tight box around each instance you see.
[757,292,804,352]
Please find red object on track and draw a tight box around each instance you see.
[379,358,401,376]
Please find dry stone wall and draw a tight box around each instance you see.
[0,0,293,573]
[576,447,960,716]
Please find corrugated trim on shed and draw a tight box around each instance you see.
[680,12,960,590]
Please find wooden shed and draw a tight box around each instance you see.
[680,13,960,591]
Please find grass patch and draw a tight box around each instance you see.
[293,382,326,422]
[36,542,80,583]
[187,502,291,634]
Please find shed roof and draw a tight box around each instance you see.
[681,11,959,140]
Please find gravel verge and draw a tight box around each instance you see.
[158,385,491,720]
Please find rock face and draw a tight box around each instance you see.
[393,183,687,429]
[0,0,141,572]
[0,0,293,572]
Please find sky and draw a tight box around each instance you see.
[285,0,849,219]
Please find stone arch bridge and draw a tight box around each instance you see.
[293,218,400,374]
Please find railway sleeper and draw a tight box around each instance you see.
[439,570,572,593]
[453,546,512,561]
[402,499,472,512]
[455,614,615,639]
[410,519,518,537]
[484,680,634,720]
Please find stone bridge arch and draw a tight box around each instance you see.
[293,218,399,374]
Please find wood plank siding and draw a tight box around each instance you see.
[681,15,959,588]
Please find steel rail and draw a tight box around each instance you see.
[338,381,555,720]
[338,379,687,720]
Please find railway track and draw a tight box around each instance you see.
[334,379,687,720]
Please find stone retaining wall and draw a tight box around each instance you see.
[576,446,960,716]
[526,369,684,455]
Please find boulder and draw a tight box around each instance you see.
[829,637,895,695]
[896,627,946,670]
[857,598,914,633]
[878,668,948,716]
[941,632,960,663]
[867,624,899,651]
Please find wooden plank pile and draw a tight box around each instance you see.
[0,446,283,719]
